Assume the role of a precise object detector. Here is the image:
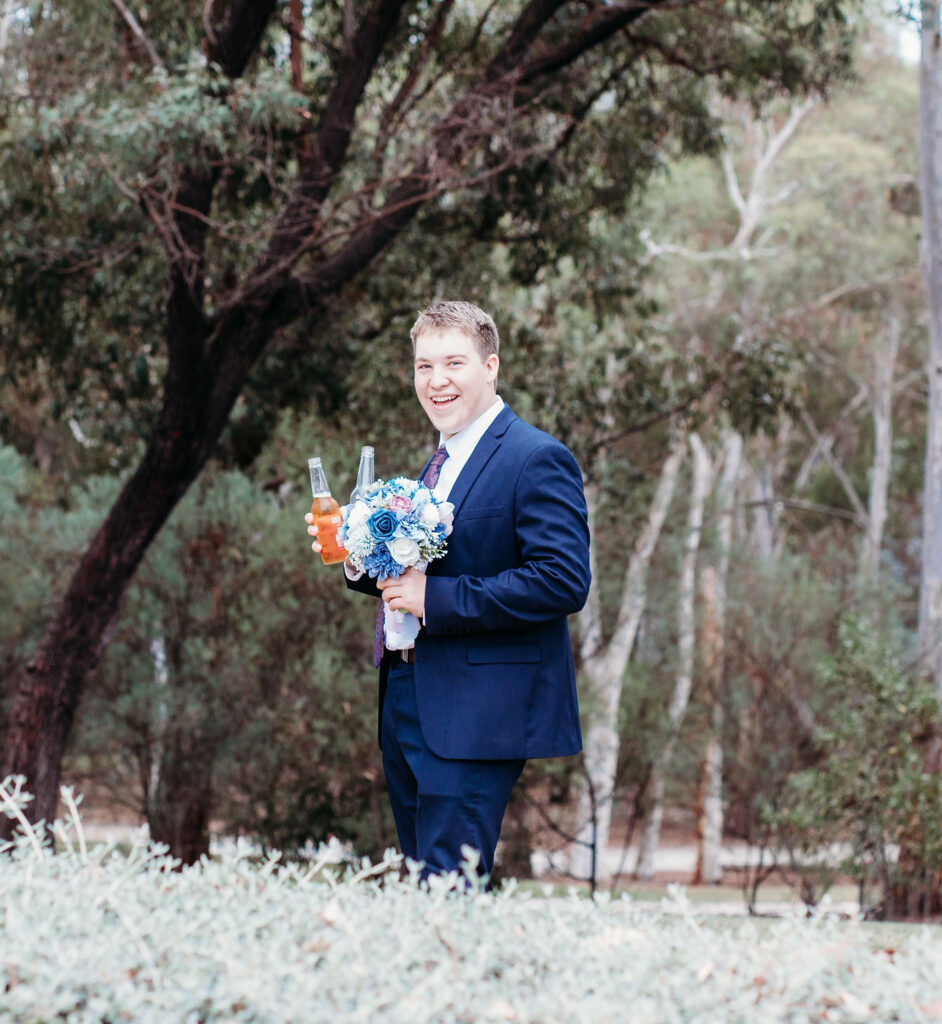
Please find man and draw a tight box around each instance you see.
[306,301,590,880]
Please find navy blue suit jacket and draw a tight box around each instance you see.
[348,404,590,760]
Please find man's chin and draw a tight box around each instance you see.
[426,402,464,432]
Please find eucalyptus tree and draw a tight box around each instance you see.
[918,0,942,695]
[0,0,866,837]
[601,40,923,882]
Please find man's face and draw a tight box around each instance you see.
[413,327,499,439]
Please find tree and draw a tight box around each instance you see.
[918,0,942,695]
[0,0,866,838]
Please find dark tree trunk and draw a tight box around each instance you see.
[0,359,223,838]
[0,271,286,839]
[147,731,216,865]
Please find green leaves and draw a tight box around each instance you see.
[769,618,942,918]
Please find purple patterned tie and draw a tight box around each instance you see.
[422,444,449,489]
[372,445,449,666]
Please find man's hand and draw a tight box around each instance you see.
[377,568,427,619]
[304,512,323,553]
[306,512,359,575]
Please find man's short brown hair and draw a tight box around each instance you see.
[410,301,499,359]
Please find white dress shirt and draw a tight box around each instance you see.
[432,395,504,501]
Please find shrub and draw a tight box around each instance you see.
[6,777,942,1023]
[767,618,942,918]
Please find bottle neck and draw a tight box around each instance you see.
[308,459,331,498]
[353,450,374,499]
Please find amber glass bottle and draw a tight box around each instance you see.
[308,457,347,565]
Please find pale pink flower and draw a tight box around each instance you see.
[389,495,413,512]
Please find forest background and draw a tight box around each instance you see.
[0,0,938,918]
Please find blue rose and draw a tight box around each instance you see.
[368,509,398,542]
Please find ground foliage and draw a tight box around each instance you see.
[3,779,942,1024]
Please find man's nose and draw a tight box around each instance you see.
[429,364,449,388]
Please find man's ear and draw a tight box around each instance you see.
[486,354,499,383]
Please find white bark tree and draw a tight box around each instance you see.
[636,432,714,880]
[631,103,809,881]
[861,304,902,581]
[918,0,942,691]
[694,431,742,884]
[570,437,686,882]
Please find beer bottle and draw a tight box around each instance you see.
[308,457,347,565]
[349,445,375,505]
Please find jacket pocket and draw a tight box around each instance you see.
[459,505,505,520]
[467,644,541,664]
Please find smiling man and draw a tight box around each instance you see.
[308,300,591,881]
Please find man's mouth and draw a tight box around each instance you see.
[431,395,458,406]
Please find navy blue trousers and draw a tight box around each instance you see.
[382,659,525,880]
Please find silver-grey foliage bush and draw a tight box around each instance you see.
[2,776,941,1024]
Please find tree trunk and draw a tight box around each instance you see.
[637,433,714,880]
[570,438,685,881]
[0,291,284,841]
[694,431,741,884]
[139,635,214,865]
[146,724,216,865]
[919,0,942,693]
[0,398,222,839]
[884,0,942,922]
[288,0,310,167]
[748,446,776,559]
[861,305,900,582]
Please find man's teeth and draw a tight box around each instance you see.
[432,396,457,404]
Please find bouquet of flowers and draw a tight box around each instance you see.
[340,477,454,649]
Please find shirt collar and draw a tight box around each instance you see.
[440,396,504,462]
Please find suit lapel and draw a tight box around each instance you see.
[445,404,516,516]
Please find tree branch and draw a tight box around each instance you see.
[204,0,278,78]
[779,271,901,321]
[254,0,580,322]
[520,0,672,84]
[797,405,868,523]
[110,0,165,72]
[159,0,282,381]
[255,0,409,276]
[372,0,456,174]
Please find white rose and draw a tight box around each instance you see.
[387,537,421,566]
[420,504,440,527]
[348,501,369,528]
